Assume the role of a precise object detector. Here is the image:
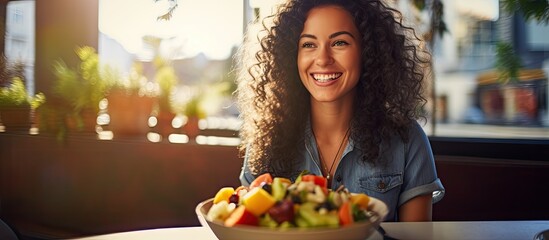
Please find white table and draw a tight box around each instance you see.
[72,221,549,240]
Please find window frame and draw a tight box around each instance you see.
[430,136,549,161]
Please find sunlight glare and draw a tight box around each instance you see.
[99,0,244,60]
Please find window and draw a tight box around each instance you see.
[4,0,548,144]
[430,1,549,140]
[4,1,35,94]
[96,0,549,142]
[11,7,23,24]
[98,0,244,117]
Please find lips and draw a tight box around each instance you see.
[311,73,342,83]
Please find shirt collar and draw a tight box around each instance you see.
[304,118,357,158]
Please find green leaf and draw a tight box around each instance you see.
[502,0,549,24]
[495,42,522,84]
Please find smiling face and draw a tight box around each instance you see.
[297,5,362,104]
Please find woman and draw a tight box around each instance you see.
[236,0,444,222]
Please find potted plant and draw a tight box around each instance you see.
[105,62,155,138]
[52,46,109,133]
[0,77,46,132]
[150,57,179,138]
[181,92,206,141]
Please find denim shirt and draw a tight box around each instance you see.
[239,121,445,222]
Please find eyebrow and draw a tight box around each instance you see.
[299,31,356,40]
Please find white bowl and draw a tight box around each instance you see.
[195,197,388,240]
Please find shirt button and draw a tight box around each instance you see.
[378,181,386,189]
[336,175,342,182]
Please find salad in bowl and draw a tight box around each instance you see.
[196,172,388,240]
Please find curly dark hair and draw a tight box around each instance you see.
[236,0,430,177]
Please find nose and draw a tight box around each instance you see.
[315,46,334,66]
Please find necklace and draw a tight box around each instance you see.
[312,126,351,183]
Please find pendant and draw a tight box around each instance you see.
[326,175,330,180]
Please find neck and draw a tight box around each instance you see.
[310,97,353,142]
[309,91,355,182]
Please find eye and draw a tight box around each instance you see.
[301,42,316,48]
[332,40,349,47]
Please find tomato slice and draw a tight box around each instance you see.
[338,201,354,226]
[301,175,328,188]
[249,172,273,189]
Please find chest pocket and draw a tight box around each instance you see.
[359,173,403,193]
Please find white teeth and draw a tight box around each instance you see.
[312,73,342,82]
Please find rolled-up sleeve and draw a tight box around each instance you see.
[398,123,445,206]
[239,147,254,186]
